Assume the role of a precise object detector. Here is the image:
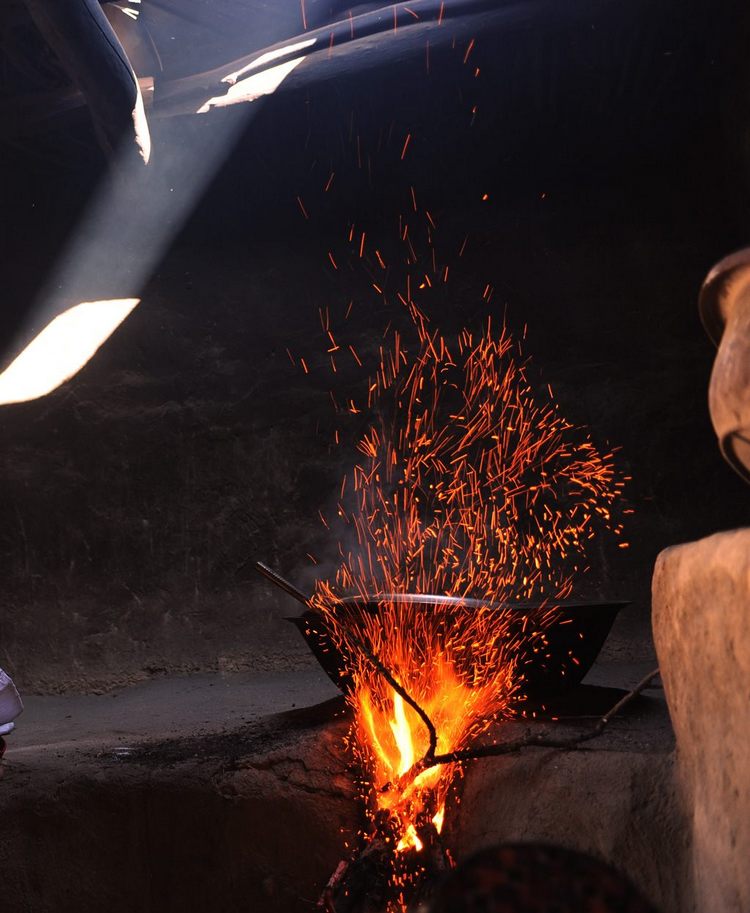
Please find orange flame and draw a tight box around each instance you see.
[355,650,514,854]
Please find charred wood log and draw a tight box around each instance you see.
[318,815,450,913]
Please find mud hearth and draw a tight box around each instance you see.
[0,662,681,913]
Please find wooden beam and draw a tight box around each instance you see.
[23,0,150,163]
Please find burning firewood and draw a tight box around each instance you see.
[318,812,450,913]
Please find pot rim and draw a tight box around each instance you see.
[699,247,750,346]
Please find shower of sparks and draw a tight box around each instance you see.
[315,313,624,605]
[308,285,626,908]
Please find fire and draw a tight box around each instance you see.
[355,651,513,854]
[310,300,626,902]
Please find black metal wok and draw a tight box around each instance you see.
[255,563,627,702]
[287,595,627,702]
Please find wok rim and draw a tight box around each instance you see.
[335,593,630,613]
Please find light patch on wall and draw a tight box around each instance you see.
[133,80,151,164]
[0,298,139,406]
[197,50,313,114]
[222,37,317,85]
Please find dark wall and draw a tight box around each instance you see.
[1,0,748,691]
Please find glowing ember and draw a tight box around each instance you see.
[310,303,626,906]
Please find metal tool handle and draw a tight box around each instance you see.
[253,561,312,608]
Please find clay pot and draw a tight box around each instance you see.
[699,248,750,485]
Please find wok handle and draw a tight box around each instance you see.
[253,561,312,609]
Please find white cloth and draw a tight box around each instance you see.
[0,668,23,727]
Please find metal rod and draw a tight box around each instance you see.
[253,561,312,608]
